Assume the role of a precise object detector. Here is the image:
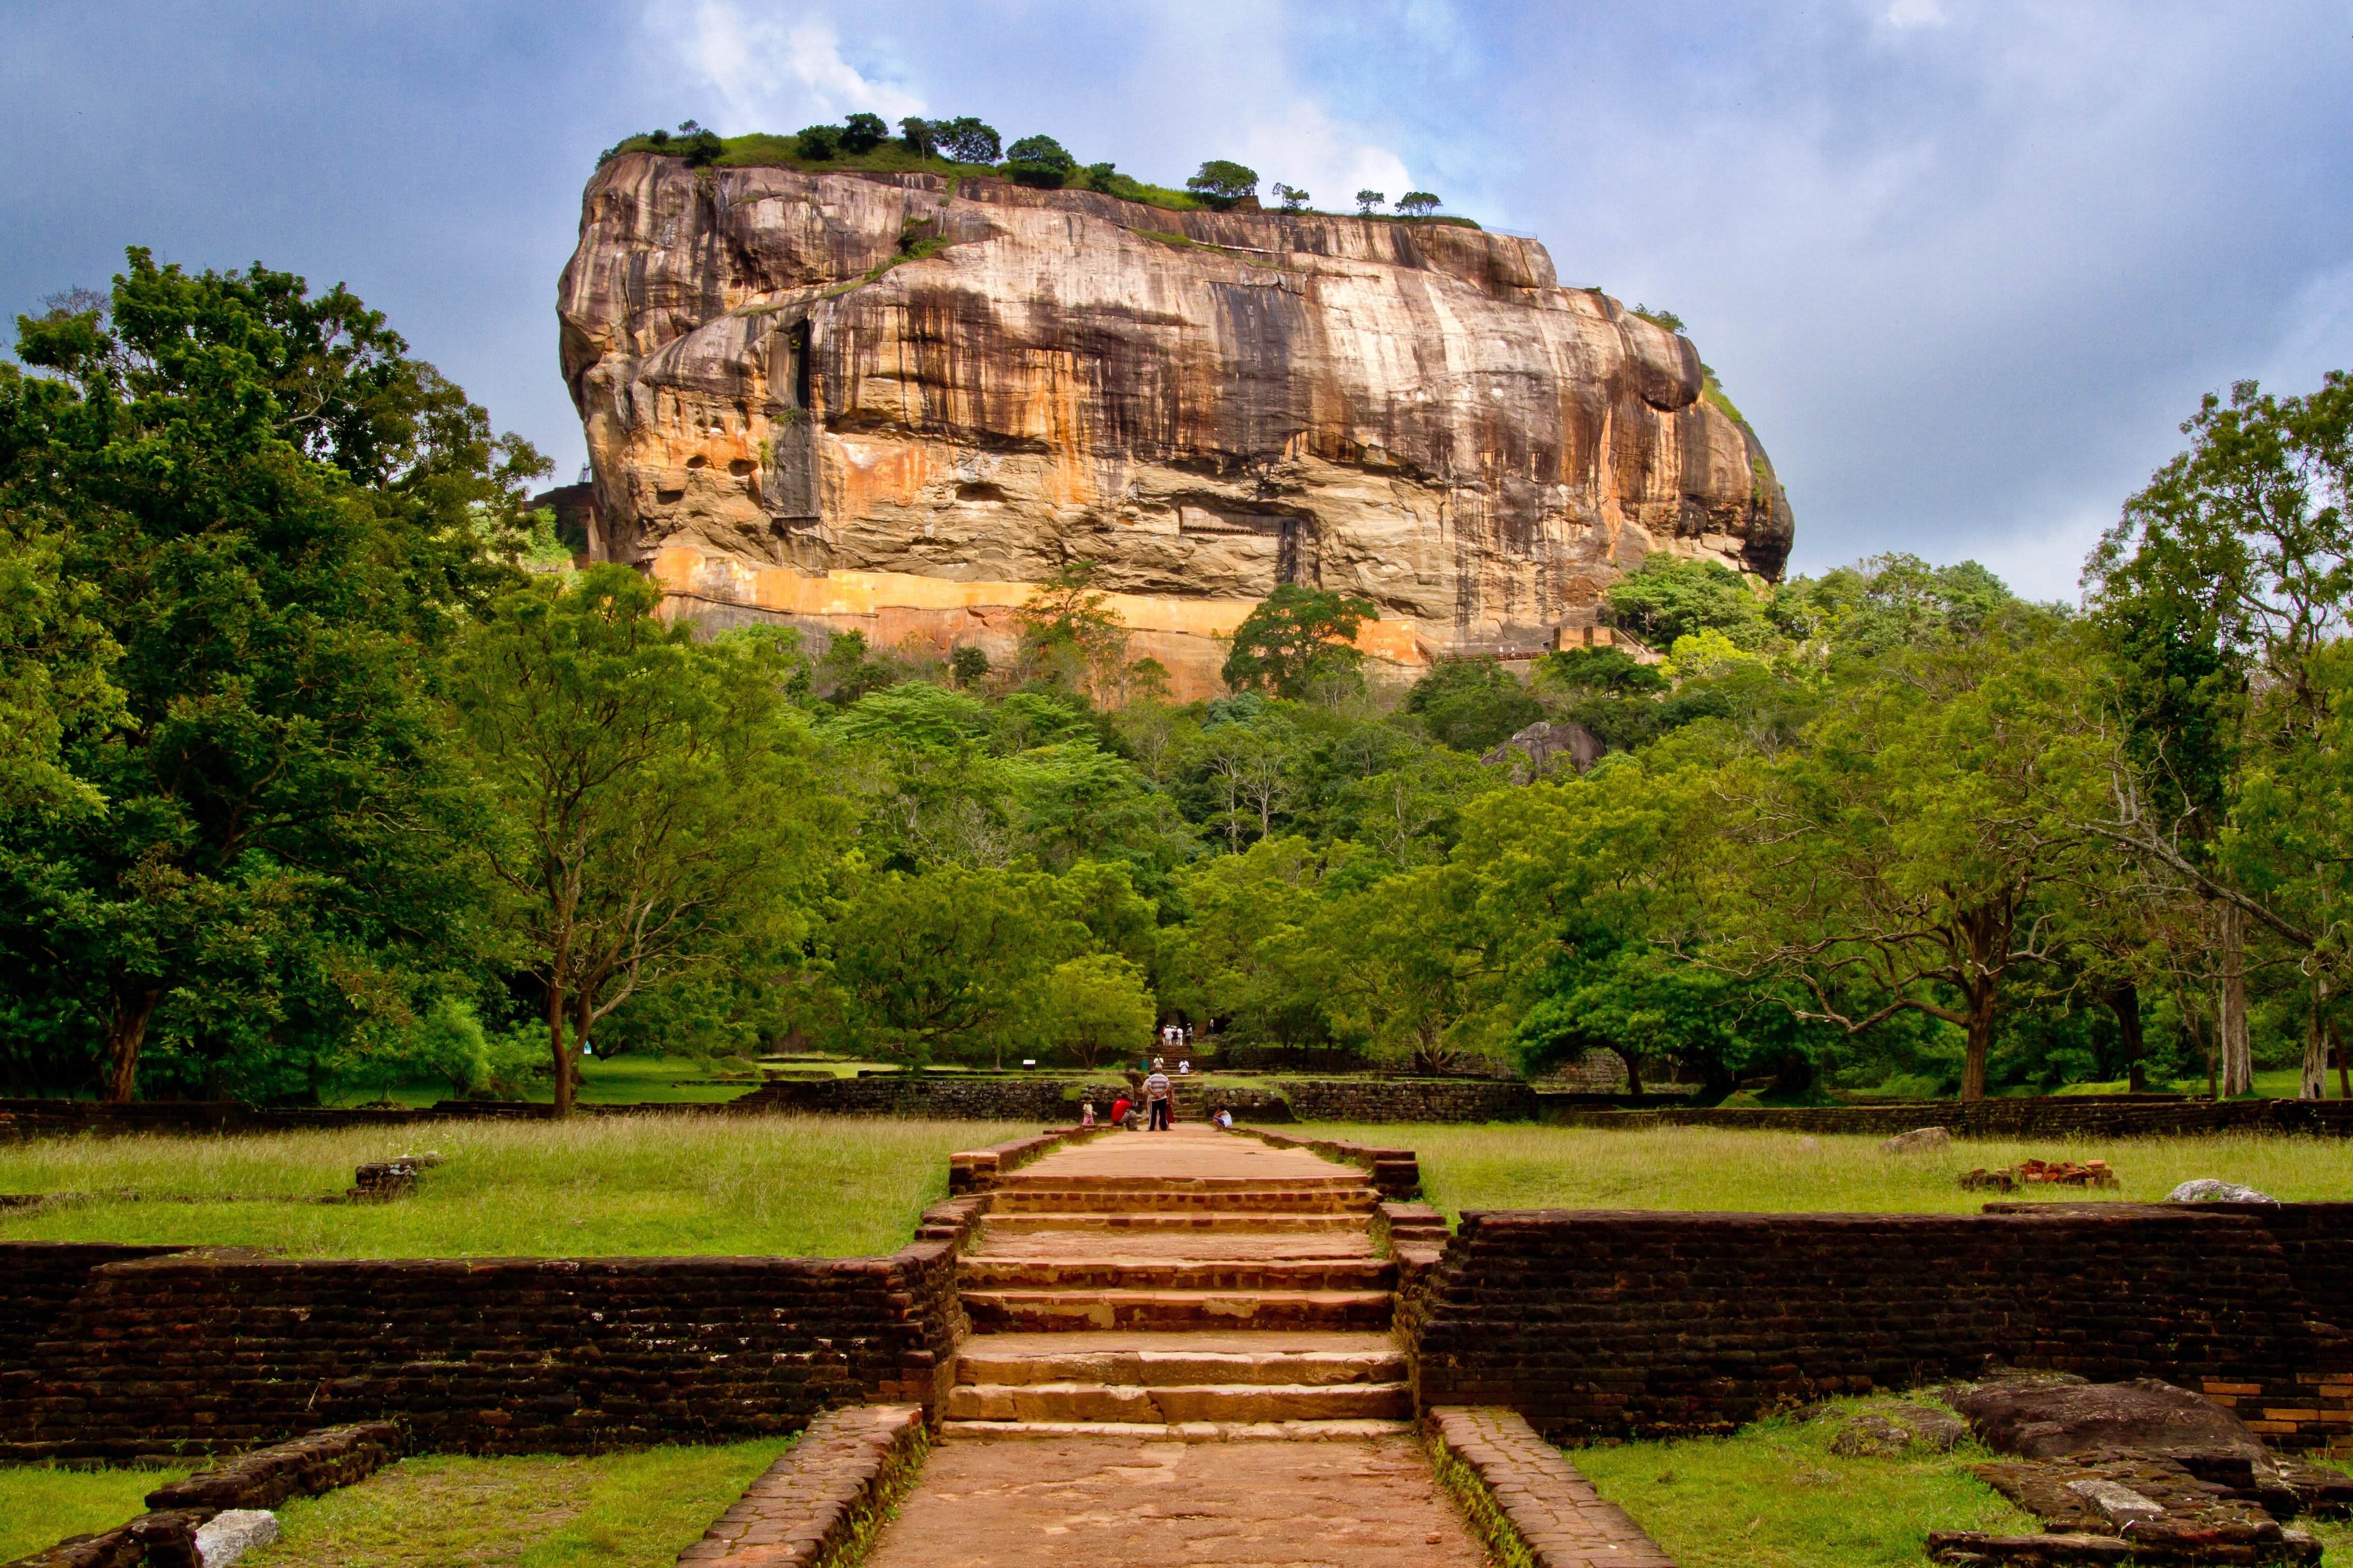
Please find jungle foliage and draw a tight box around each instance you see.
[5,255,2349,1107]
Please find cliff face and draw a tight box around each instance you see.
[558,153,1792,694]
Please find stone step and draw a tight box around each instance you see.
[962,1288,1395,1333]
[943,1380,1413,1424]
[994,1173,1371,1193]
[978,1212,1371,1235]
[986,1186,1379,1215]
[958,1256,1396,1292]
[936,1419,1414,1442]
[956,1338,1406,1389]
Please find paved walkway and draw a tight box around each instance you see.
[849,1122,1497,1564]
[860,1431,1486,1568]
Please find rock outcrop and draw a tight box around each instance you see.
[557,153,1795,696]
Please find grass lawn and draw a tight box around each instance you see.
[242,1442,791,1568]
[0,1115,1032,1257]
[1573,1402,2353,1567]
[0,1463,194,1561]
[1290,1123,2353,1218]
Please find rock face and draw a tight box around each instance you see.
[558,154,1795,696]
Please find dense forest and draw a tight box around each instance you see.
[3,256,2348,1108]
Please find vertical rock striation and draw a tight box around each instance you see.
[557,153,1794,693]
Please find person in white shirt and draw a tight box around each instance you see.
[1143,1064,1173,1130]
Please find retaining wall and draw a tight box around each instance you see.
[0,1200,985,1460]
[1405,1204,2353,1451]
[1642,1099,2353,1138]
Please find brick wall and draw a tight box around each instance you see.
[1282,1080,1540,1123]
[0,1201,984,1460]
[0,1242,184,1371]
[1407,1205,2344,1449]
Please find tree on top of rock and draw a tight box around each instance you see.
[934,118,1002,164]
[1220,583,1378,700]
[1396,191,1442,216]
[1004,135,1079,189]
[1186,160,1260,209]
[839,113,887,154]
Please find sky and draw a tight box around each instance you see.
[5,1,2349,600]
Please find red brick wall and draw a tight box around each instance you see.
[1407,1206,2344,1448]
[0,1203,980,1459]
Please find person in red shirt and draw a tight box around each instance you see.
[1109,1094,1133,1129]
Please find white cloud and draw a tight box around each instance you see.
[1232,102,1414,214]
[1885,0,1949,28]
[660,5,923,133]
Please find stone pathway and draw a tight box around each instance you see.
[857,1431,1486,1568]
[944,1125,1409,1435]
[844,1123,1677,1567]
[851,1124,1485,1565]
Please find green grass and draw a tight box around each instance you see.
[243,1443,791,1568]
[0,1114,1031,1257]
[1290,1123,2353,1219]
[0,1462,193,1561]
[345,1052,879,1109]
[1574,1403,2353,1566]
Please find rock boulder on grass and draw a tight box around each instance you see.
[2165,1178,2275,1204]
[1952,1375,2264,1461]
[1881,1126,1952,1154]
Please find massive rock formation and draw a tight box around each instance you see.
[557,152,1794,695]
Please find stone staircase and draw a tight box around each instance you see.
[941,1127,1416,1438]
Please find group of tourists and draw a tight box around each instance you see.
[1080,1028,1233,1132]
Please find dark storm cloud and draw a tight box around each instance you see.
[5,1,2347,596]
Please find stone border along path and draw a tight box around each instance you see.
[797,1123,1683,1568]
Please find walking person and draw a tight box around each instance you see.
[1144,1060,1173,1131]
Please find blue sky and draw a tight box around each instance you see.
[6,1,2349,597]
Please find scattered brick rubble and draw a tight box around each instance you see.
[1423,1406,1677,1567]
[344,1152,441,1202]
[4,1423,400,1568]
[675,1404,926,1567]
[1959,1159,2120,1192]
[1921,1375,2350,1564]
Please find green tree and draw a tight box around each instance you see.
[1395,192,1441,217]
[1711,625,2096,1100]
[2082,374,2353,1094]
[1032,954,1155,1068]
[1354,190,1386,214]
[826,865,1084,1066]
[1313,864,1506,1073]
[840,113,888,154]
[1402,659,1545,752]
[0,252,537,1102]
[444,568,836,1114]
[1186,160,1260,208]
[1220,583,1377,698]
[1604,553,1764,649]
[1272,183,1311,211]
[1003,135,1079,188]
[935,118,1002,164]
[898,117,939,158]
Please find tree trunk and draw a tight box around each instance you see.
[1612,1047,1645,1095]
[2337,1022,2349,1101]
[2303,977,2330,1101]
[573,990,594,1104]
[2109,984,2147,1093]
[2218,903,2251,1097]
[548,978,573,1119]
[1959,980,1995,1102]
[103,983,162,1104]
